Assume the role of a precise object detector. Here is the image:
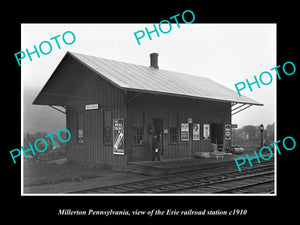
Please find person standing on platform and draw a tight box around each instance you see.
[152,134,161,161]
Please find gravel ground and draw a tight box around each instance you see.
[23,159,152,194]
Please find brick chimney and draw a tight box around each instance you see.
[150,53,159,69]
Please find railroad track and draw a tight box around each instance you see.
[70,161,274,194]
[172,171,274,194]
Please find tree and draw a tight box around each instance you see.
[232,123,275,147]
[242,125,257,140]
[264,122,275,144]
[23,131,55,157]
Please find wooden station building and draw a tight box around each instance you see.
[33,52,262,170]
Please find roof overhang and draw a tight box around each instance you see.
[231,102,262,115]
[33,52,93,106]
[125,87,263,107]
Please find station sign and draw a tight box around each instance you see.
[231,124,238,129]
[85,104,98,110]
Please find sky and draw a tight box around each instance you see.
[21,23,276,128]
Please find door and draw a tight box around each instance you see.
[153,118,164,155]
[211,123,224,151]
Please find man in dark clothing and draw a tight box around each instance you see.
[152,134,161,161]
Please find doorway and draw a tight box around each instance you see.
[211,123,224,146]
[153,118,164,155]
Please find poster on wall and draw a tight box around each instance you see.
[225,124,231,140]
[113,118,125,155]
[193,123,200,140]
[203,124,210,140]
[181,123,189,141]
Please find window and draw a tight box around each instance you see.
[103,110,112,145]
[133,127,143,144]
[132,110,144,144]
[104,127,112,144]
[77,112,84,144]
[169,127,178,144]
[169,112,178,144]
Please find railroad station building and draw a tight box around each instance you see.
[33,52,262,170]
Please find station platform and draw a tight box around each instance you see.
[126,153,241,176]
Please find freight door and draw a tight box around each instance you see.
[211,123,224,147]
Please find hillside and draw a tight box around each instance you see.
[23,88,65,134]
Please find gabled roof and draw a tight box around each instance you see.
[33,51,263,106]
[68,52,262,106]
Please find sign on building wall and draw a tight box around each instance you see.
[225,124,231,140]
[193,123,200,140]
[203,124,210,140]
[113,118,124,155]
[181,123,189,141]
[85,104,98,110]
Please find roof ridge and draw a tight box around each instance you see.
[69,51,212,80]
[67,51,262,106]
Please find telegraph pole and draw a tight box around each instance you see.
[260,124,264,148]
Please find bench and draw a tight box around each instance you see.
[211,152,225,160]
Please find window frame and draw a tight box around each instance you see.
[77,112,84,144]
[168,111,179,144]
[169,127,179,144]
[103,110,112,145]
[132,110,144,145]
[133,126,144,145]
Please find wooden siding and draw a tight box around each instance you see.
[65,56,127,169]
[62,55,231,166]
[36,53,236,170]
[126,92,231,162]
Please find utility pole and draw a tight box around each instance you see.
[260,124,264,148]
